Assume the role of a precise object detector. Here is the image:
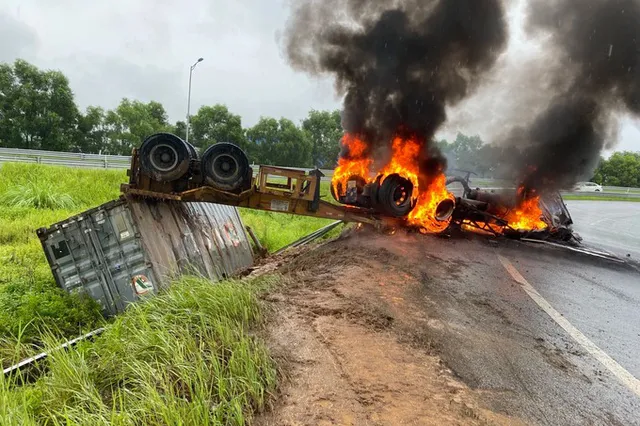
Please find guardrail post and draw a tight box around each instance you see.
[104,156,108,169]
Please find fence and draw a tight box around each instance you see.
[1,147,638,195]
[0,147,130,170]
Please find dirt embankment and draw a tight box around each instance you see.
[252,230,526,426]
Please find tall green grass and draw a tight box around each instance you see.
[0,163,125,207]
[0,275,278,425]
[240,209,343,252]
[0,164,125,350]
[0,181,77,210]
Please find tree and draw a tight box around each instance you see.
[0,59,79,151]
[102,99,172,155]
[302,109,343,168]
[189,104,247,151]
[592,152,640,187]
[74,106,109,153]
[172,120,187,139]
[246,117,312,167]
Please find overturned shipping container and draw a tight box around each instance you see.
[37,197,253,316]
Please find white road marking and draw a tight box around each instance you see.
[497,255,640,399]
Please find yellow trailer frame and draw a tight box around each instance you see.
[121,149,396,228]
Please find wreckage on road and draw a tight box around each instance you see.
[34,132,584,319]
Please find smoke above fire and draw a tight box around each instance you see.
[284,0,508,179]
[494,0,640,191]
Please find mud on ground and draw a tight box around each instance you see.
[251,229,526,426]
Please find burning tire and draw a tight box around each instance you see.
[372,173,415,217]
[139,133,194,182]
[202,142,250,192]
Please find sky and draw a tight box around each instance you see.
[1,0,638,155]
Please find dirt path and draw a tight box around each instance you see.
[253,231,526,425]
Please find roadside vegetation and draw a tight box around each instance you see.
[0,163,288,424]
[0,163,124,356]
[0,275,278,425]
[0,162,335,357]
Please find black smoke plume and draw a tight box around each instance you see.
[507,0,640,192]
[285,0,507,177]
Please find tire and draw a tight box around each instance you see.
[201,142,250,192]
[185,141,198,160]
[374,173,415,217]
[139,133,193,182]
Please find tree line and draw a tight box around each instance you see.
[438,134,640,187]
[0,59,342,168]
[1,59,638,185]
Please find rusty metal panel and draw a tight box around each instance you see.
[183,202,254,278]
[126,199,253,287]
[38,198,253,316]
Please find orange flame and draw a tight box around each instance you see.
[462,190,548,234]
[407,174,454,233]
[332,134,373,194]
[504,193,547,231]
[332,132,454,233]
[379,136,421,191]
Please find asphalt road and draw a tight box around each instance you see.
[566,200,640,261]
[374,201,640,425]
[409,238,640,424]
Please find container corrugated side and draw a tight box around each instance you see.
[125,198,253,287]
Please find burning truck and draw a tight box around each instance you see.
[328,132,577,243]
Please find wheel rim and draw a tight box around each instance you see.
[149,144,179,172]
[392,184,409,206]
[212,153,239,180]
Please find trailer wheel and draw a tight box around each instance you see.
[202,142,250,192]
[139,133,193,182]
[374,173,415,217]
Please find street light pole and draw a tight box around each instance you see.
[185,57,204,143]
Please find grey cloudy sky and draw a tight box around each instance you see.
[1,0,638,154]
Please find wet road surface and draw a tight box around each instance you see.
[566,200,640,261]
[377,230,640,425]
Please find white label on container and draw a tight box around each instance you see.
[270,199,290,212]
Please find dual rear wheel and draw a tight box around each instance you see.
[139,133,251,192]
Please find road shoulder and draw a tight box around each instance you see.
[252,236,524,425]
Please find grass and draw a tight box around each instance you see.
[562,195,640,202]
[0,181,77,210]
[0,164,126,351]
[0,275,279,425]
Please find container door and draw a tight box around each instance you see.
[42,217,124,316]
[85,205,157,313]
